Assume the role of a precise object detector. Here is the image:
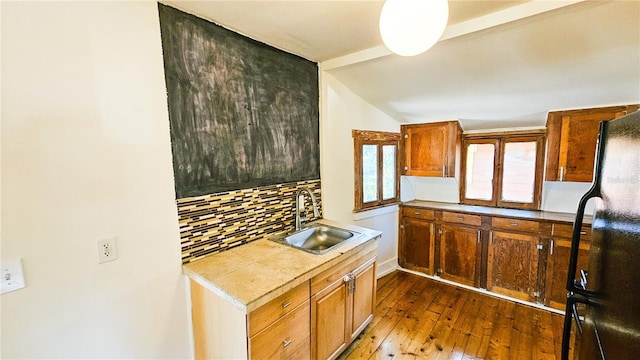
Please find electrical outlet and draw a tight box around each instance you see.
[1,258,26,294]
[97,237,118,264]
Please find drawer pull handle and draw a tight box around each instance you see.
[283,339,292,348]
[282,301,291,309]
[580,231,587,235]
[457,216,464,220]
[414,212,421,215]
[510,223,519,227]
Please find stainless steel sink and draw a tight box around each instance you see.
[270,223,360,255]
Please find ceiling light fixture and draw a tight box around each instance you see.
[379,0,449,57]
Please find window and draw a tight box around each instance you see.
[353,130,401,212]
[461,131,545,210]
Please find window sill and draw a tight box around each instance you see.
[353,203,400,221]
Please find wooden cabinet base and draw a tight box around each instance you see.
[190,252,376,360]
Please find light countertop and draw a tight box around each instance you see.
[402,200,592,224]
[182,218,381,312]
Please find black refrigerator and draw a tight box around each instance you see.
[561,110,640,360]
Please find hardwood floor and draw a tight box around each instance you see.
[339,271,576,360]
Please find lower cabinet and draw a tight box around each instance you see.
[249,300,311,359]
[398,204,593,311]
[190,249,376,360]
[399,207,436,275]
[439,224,481,287]
[545,223,591,310]
[311,253,376,360]
[487,230,541,302]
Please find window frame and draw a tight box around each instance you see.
[460,130,546,210]
[353,130,401,213]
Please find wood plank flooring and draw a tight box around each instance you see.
[339,271,576,360]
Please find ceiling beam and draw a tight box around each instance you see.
[320,0,585,71]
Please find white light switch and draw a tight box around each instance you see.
[1,258,26,294]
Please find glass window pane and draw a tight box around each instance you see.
[501,141,537,203]
[382,145,396,200]
[465,143,495,200]
[362,145,378,203]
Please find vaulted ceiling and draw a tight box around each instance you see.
[161,1,640,130]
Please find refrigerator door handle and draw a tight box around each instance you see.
[565,121,608,298]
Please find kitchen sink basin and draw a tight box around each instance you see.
[271,223,360,255]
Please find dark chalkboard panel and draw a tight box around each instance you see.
[158,4,320,198]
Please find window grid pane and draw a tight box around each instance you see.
[362,145,378,203]
[382,145,396,200]
[465,143,495,201]
[501,141,537,203]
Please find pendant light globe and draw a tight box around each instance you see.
[379,0,449,57]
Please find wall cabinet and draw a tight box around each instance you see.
[399,207,436,275]
[544,223,591,310]
[311,252,376,360]
[545,105,638,182]
[401,121,462,177]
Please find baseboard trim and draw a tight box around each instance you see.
[397,267,565,315]
[376,258,398,279]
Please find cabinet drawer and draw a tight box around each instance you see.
[401,207,435,220]
[249,300,310,360]
[552,223,592,240]
[492,217,540,233]
[442,211,482,227]
[248,281,310,337]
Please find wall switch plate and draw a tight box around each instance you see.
[97,237,118,264]
[1,258,26,294]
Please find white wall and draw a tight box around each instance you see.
[1,2,191,358]
[319,72,401,277]
[404,176,596,214]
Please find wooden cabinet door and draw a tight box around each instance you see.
[401,121,461,177]
[546,105,638,182]
[439,224,481,287]
[311,279,348,360]
[545,239,591,310]
[558,113,613,182]
[400,218,436,275]
[349,260,376,342]
[487,231,540,301]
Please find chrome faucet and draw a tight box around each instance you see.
[295,187,321,231]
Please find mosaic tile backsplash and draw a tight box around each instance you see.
[178,179,322,263]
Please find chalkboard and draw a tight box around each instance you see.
[158,4,320,198]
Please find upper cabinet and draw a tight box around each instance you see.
[401,121,462,177]
[545,105,638,182]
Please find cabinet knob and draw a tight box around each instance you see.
[404,166,409,171]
